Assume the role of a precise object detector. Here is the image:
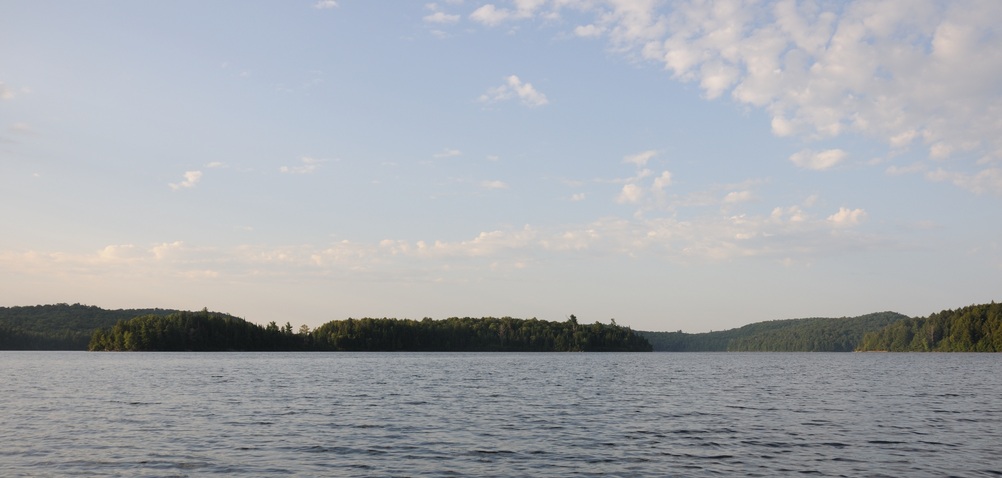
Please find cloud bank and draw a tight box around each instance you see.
[455,1,1002,193]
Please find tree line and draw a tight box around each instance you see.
[857,302,1002,351]
[637,312,907,352]
[0,304,182,350]
[87,312,653,352]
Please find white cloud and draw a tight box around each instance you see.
[98,244,141,262]
[926,167,1002,195]
[424,11,460,24]
[570,192,586,201]
[479,75,548,107]
[480,180,509,190]
[616,183,643,204]
[575,24,604,38]
[0,82,29,100]
[789,149,847,171]
[1,201,889,288]
[723,190,754,204]
[151,241,184,261]
[827,207,867,227]
[434,148,462,158]
[313,0,338,9]
[280,156,325,174]
[623,150,657,167]
[470,4,510,26]
[0,82,13,100]
[771,205,808,224]
[169,171,202,190]
[468,1,1002,192]
[206,161,226,169]
[652,171,672,190]
[470,1,542,26]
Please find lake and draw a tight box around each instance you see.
[2,352,1000,477]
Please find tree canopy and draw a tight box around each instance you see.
[0,304,184,350]
[637,312,908,352]
[87,313,653,352]
[857,302,1002,352]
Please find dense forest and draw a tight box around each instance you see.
[87,312,653,352]
[637,312,907,352]
[310,315,651,351]
[8,301,1002,352]
[0,304,186,350]
[857,302,1002,351]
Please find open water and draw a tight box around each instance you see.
[2,351,1001,477]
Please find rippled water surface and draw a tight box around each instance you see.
[3,352,1001,476]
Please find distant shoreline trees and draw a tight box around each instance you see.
[5,302,1002,352]
[856,302,1002,352]
[87,312,653,352]
[637,312,907,352]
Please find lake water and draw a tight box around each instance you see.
[2,352,1000,477]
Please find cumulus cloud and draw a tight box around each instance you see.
[313,0,338,9]
[574,24,604,38]
[470,4,510,26]
[479,75,549,107]
[723,190,754,204]
[480,179,509,190]
[169,171,202,190]
[623,150,657,167]
[827,207,868,227]
[466,1,1002,193]
[616,183,643,204]
[652,171,672,190]
[470,1,544,26]
[280,156,325,174]
[789,149,847,170]
[424,11,460,24]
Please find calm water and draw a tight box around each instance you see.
[2,352,1001,477]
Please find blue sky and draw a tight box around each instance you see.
[2,0,1000,332]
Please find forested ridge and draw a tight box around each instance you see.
[8,302,1002,352]
[0,304,188,350]
[87,312,653,352]
[637,312,908,352]
[857,302,1002,351]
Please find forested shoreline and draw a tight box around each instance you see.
[637,312,906,352]
[857,302,1002,351]
[0,304,187,350]
[87,312,653,352]
[3,301,1001,352]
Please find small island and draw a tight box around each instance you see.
[86,312,653,352]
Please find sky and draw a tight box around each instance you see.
[2,0,1000,332]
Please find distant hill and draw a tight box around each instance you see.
[637,312,908,352]
[0,304,198,350]
[857,302,1002,352]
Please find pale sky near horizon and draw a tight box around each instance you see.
[2,1,1000,332]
